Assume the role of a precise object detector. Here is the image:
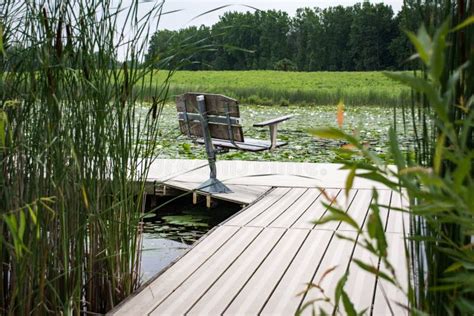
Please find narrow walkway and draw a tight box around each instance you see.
[111,172,408,315]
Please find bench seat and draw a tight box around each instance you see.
[196,138,288,152]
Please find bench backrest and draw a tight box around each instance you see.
[176,92,245,142]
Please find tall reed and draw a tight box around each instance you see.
[0,0,171,313]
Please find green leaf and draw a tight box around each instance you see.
[357,172,398,189]
[430,20,449,82]
[433,133,445,175]
[0,110,7,148]
[3,214,22,257]
[0,25,3,56]
[450,15,474,32]
[181,143,191,153]
[19,211,26,242]
[309,127,346,140]
[405,29,430,64]
[335,271,348,305]
[383,73,443,115]
[353,259,396,285]
[27,205,37,225]
[341,289,357,316]
[314,204,360,231]
[345,168,356,199]
[388,127,406,169]
[444,261,463,273]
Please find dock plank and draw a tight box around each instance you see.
[223,228,310,315]
[298,232,358,314]
[148,227,264,315]
[291,188,343,230]
[248,187,307,227]
[269,188,321,228]
[260,230,335,315]
[338,189,373,231]
[225,187,291,227]
[187,227,292,315]
[111,225,241,315]
[372,233,409,315]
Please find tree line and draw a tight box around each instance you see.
[146,1,425,71]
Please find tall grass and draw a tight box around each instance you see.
[0,0,171,313]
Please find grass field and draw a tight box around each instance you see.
[146,70,411,106]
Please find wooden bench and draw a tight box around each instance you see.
[176,92,292,194]
[176,92,292,152]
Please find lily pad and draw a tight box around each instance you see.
[161,215,210,227]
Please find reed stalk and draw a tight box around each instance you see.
[0,0,171,313]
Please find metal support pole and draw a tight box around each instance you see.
[196,95,232,194]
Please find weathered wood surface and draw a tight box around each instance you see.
[178,120,245,142]
[176,93,240,117]
[253,114,294,127]
[110,171,408,316]
[176,93,291,148]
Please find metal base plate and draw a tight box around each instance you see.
[197,178,233,194]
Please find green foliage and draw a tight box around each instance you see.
[273,58,297,71]
[0,0,170,313]
[147,3,424,71]
[301,10,474,315]
[349,2,398,70]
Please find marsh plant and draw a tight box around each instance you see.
[0,0,173,313]
[307,3,474,315]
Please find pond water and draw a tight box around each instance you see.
[148,103,421,163]
[139,195,241,282]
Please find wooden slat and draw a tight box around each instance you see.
[260,230,334,315]
[196,137,287,151]
[338,189,373,231]
[223,228,309,315]
[224,188,291,227]
[340,239,378,312]
[253,114,294,127]
[176,93,240,117]
[292,189,356,231]
[110,226,240,315]
[298,232,358,314]
[149,226,268,315]
[372,233,409,315]
[270,188,322,228]
[247,188,307,227]
[385,190,409,234]
[163,181,270,205]
[178,112,240,125]
[186,227,290,315]
[178,120,244,142]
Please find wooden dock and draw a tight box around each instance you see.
[111,159,408,315]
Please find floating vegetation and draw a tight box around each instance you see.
[148,103,422,163]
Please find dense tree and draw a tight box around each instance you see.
[389,1,425,69]
[349,2,397,70]
[146,2,419,71]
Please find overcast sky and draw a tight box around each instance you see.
[154,0,404,30]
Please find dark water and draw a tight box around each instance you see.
[139,194,241,282]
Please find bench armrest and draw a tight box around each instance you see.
[253,115,293,127]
